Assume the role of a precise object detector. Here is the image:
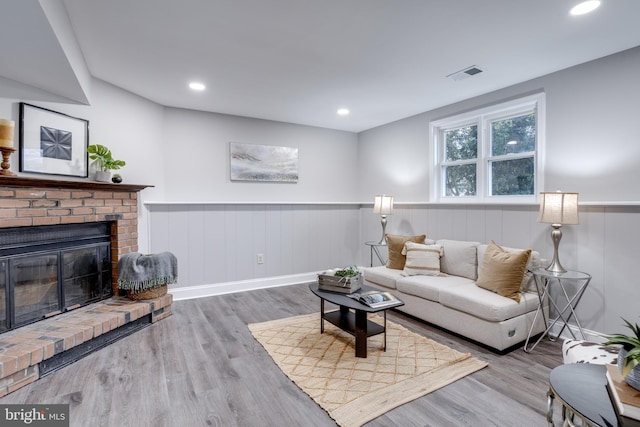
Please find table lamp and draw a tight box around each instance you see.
[537,191,579,273]
[373,195,393,245]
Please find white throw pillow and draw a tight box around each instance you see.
[401,242,443,276]
[437,239,480,280]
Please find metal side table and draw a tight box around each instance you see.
[524,268,591,353]
[365,241,387,267]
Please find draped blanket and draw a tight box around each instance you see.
[117,252,178,292]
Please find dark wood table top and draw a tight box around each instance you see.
[308,283,404,313]
[549,363,619,426]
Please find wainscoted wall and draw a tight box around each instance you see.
[362,203,640,337]
[145,201,639,337]
[145,203,361,300]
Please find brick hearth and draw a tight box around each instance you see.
[0,175,172,396]
[0,294,172,396]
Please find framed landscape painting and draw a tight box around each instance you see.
[230,142,298,183]
[19,103,89,178]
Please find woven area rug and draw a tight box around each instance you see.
[248,312,487,427]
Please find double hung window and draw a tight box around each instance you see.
[431,94,544,202]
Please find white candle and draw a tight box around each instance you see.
[0,119,15,149]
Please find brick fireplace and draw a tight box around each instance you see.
[0,175,172,396]
[0,175,145,290]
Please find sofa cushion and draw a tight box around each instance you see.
[363,266,405,289]
[386,234,426,270]
[437,239,480,280]
[476,241,531,303]
[401,242,443,276]
[439,283,540,322]
[477,244,540,293]
[397,275,475,302]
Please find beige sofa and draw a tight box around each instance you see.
[363,238,548,352]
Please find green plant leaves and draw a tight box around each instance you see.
[603,317,640,376]
[87,144,126,171]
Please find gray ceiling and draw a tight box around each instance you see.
[3,1,640,132]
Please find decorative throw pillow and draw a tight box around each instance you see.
[401,242,443,276]
[385,234,426,270]
[476,240,531,303]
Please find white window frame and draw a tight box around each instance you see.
[430,93,545,203]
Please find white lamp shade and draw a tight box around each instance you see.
[537,192,579,225]
[373,195,394,215]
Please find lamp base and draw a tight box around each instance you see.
[377,215,388,245]
[545,259,567,274]
[545,225,567,274]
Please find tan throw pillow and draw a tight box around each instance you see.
[386,234,426,270]
[401,242,443,276]
[476,240,531,303]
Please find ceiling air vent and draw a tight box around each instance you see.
[447,65,484,81]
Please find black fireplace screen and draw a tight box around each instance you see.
[0,222,112,332]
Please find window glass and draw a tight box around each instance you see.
[445,125,477,161]
[491,157,534,196]
[491,113,536,156]
[445,164,477,196]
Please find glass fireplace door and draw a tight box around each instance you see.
[12,253,60,327]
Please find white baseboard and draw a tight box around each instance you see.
[168,266,368,301]
[547,322,604,343]
[168,272,319,301]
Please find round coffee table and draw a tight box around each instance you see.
[547,363,619,426]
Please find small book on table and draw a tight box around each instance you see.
[348,290,400,308]
[605,364,640,426]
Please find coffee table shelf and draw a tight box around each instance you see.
[323,309,385,338]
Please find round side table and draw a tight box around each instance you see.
[548,363,619,427]
[524,268,591,353]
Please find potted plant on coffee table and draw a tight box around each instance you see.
[87,144,126,182]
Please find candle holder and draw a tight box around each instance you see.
[0,147,16,176]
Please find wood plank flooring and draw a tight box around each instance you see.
[0,284,564,426]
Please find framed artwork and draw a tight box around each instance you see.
[19,103,89,178]
[230,142,298,182]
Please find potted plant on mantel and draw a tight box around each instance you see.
[87,144,126,182]
[603,317,640,391]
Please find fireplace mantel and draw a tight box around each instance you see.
[0,175,153,192]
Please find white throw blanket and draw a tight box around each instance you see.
[117,252,178,291]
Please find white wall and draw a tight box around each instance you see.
[358,46,640,335]
[0,78,165,252]
[147,203,361,298]
[359,46,640,203]
[161,108,358,202]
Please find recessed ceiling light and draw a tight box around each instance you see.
[507,140,518,145]
[337,108,350,116]
[189,82,206,91]
[570,1,600,16]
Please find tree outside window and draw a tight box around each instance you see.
[490,113,536,196]
[444,125,477,196]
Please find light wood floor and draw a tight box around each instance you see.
[0,284,564,426]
